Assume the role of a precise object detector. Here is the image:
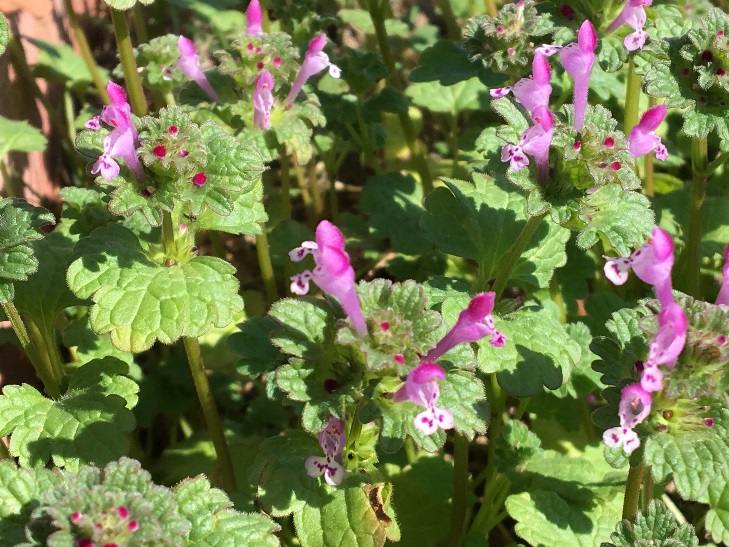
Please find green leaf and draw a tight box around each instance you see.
[62,315,135,366]
[0,357,138,470]
[0,13,8,56]
[478,304,581,397]
[293,478,396,547]
[66,223,243,352]
[269,298,337,363]
[0,116,47,157]
[406,78,490,114]
[194,182,267,235]
[175,475,280,546]
[360,173,431,255]
[420,174,569,290]
[27,37,108,88]
[272,97,326,164]
[228,316,286,379]
[410,39,503,86]
[0,198,55,303]
[101,0,154,11]
[706,474,729,545]
[0,462,61,544]
[603,499,699,547]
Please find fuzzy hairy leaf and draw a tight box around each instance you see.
[67,223,243,352]
[175,475,280,546]
[602,499,699,547]
[0,358,138,470]
[706,474,729,545]
[421,174,569,290]
[0,198,55,303]
[0,13,7,56]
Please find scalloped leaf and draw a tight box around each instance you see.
[66,223,243,352]
[101,0,154,11]
[420,174,569,290]
[0,117,47,157]
[603,499,699,547]
[0,357,138,470]
[0,198,55,303]
[174,475,280,546]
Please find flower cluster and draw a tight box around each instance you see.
[603,227,688,452]
[85,82,143,181]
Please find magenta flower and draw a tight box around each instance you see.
[640,301,687,392]
[501,106,554,183]
[603,383,652,454]
[176,36,219,102]
[253,70,274,129]
[628,104,668,160]
[246,0,263,36]
[305,416,346,486]
[424,292,505,362]
[513,52,552,113]
[393,363,454,436]
[85,82,142,180]
[717,243,729,306]
[606,0,653,51]
[603,226,675,308]
[286,34,341,107]
[560,20,596,133]
[289,220,367,336]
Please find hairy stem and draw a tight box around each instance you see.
[162,211,177,255]
[489,212,547,296]
[623,59,641,138]
[256,225,280,304]
[446,434,470,547]
[622,463,644,521]
[435,0,461,40]
[182,336,238,492]
[308,162,325,220]
[642,466,654,510]
[110,9,148,116]
[643,97,657,197]
[686,136,708,298]
[280,151,292,220]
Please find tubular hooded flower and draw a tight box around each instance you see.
[606,0,652,51]
[640,302,687,392]
[628,104,668,160]
[286,34,341,107]
[393,363,454,435]
[424,292,505,362]
[305,416,346,486]
[246,0,263,35]
[501,106,554,183]
[289,220,367,336]
[560,20,597,133]
[490,52,552,112]
[253,70,274,129]
[717,243,729,306]
[603,383,652,454]
[603,226,675,308]
[176,36,219,102]
[85,82,143,180]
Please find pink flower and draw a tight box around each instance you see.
[502,106,554,182]
[424,292,505,362]
[305,416,346,486]
[246,0,263,36]
[253,70,274,129]
[628,104,668,160]
[286,34,341,107]
[86,82,142,180]
[603,226,675,308]
[603,383,652,454]
[717,243,729,306]
[393,363,454,435]
[560,20,597,132]
[489,86,512,98]
[648,302,687,368]
[606,0,653,51]
[512,52,552,113]
[289,221,367,336]
[176,36,219,102]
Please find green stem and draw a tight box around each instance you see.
[0,160,16,198]
[0,441,10,459]
[435,0,461,40]
[162,211,177,255]
[62,0,110,104]
[686,137,708,298]
[446,434,470,547]
[308,162,324,220]
[622,463,644,521]
[182,336,237,492]
[292,157,315,229]
[132,5,149,44]
[404,438,417,464]
[366,0,434,194]
[484,0,497,17]
[255,224,280,304]
[280,151,292,220]
[701,150,729,177]
[623,59,641,138]
[643,97,656,197]
[3,302,61,398]
[489,213,546,296]
[642,466,654,511]
[578,396,598,443]
[110,9,147,116]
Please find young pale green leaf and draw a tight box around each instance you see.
[0,357,138,470]
[0,117,47,157]
[360,173,430,255]
[0,462,61,544]
[293,479,397,547]
[0,13,8,56]
[478,304,581,397]
[0,198,55,303]
[174,475,280,546]
[67,223,243,352]
[420,174,569,290]
[602,499,699,547]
